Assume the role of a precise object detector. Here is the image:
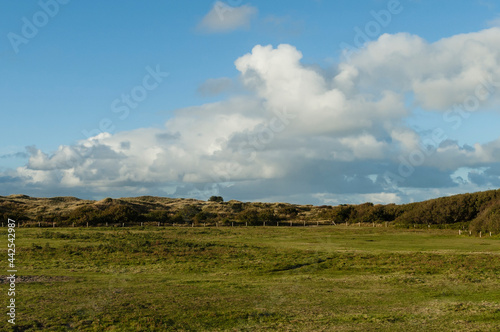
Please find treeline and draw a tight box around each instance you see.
[1,190,500,233]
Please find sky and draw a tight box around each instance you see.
[1,0,500,205]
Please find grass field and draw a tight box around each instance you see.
[1,226,500,331]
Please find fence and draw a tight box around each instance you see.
[3,220,388,228]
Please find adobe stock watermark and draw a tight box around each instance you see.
[81,65,169,139]
[189,107,296,198]
[340,0,403,62]
[7,0,70,54]
[384,74,500,187]
[6,219,17,325]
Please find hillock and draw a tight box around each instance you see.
[1,189,500,233]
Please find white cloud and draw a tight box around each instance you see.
[234,44,407,138]
[197,1,257,33]
[6,28,500,203]
[313,192,403,205]
[339,134,388,161]
[347,28,500,110]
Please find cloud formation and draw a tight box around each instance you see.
[4,28,500,204]
[348,29,500,110]
[197,1,257,33]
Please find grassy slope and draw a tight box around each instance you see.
[2,189,500,232]
[1,226,499,331]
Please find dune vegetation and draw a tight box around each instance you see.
[2,189,500,233]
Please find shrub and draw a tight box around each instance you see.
[102,205,140,223]
[259,208,278,223]
[143,210,170,222]
[469,205,500,234]
[238,209,259,225]
[208,196,224,203]
[176,205,202,223]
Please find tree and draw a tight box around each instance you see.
[208,196,224,203]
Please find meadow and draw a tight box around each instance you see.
[1,225,499,331]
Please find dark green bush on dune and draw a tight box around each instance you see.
[469,204,500,234]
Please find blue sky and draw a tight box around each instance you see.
[1,0,500,204]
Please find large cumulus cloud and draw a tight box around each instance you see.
[6,28,500,203]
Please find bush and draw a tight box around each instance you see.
[194,211,216,225]
[469,205,500,234]
[143,210,170,222]
[208,196,224,203]
[176,205,202,223]
[229,202,244,213]
[67,206,103,226]
[278,206,298,219]
[259,208,278,223]
[67,204,141,225]
[102,205,140,223]
[238,209,259,225]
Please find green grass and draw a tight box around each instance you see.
[1,226,500,331]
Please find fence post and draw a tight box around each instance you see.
[480,231,482,238]
[290,221,292,227]
[53,222,55,228]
